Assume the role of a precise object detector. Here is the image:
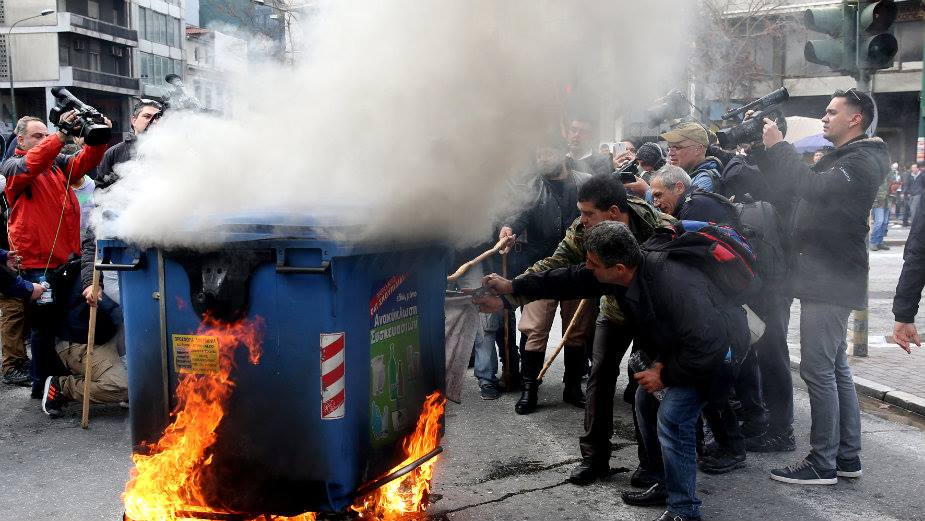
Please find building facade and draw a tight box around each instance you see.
[0,0,186,139]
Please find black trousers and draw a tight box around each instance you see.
[580,315,639,463]
[738,289,794,435]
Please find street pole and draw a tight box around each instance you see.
[918,16,925,163]
[852,7,871,357]
[6,10,55,127]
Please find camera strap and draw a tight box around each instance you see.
[42,154,78,278]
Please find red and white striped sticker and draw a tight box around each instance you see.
[320,333,346,420]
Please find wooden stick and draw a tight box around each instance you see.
[538,299,589,380]
[446,235,514,283]
[500,252,510,382]
[81,246,101,429]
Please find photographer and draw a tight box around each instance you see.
[754,88,888,485]
[661,122,723,193]
[95,99,162,189]
[2,109,110,398]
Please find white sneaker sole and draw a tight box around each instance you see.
[769,474,837,485]
[40,377,53,415]
[836,470,862,478]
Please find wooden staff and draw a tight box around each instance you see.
[538,299,589,380]
[500,252,511,383]
[81,247,101,429]
[446,235,515,283]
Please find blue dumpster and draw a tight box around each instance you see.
[100,214,449,516]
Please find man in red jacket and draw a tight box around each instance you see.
[1,110,110,397]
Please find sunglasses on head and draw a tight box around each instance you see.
[834,88,864,103]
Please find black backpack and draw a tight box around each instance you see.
[643,220,757,300]
[687,191,788,287]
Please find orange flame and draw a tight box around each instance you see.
[122,315,264,521]
[350,391,446,519]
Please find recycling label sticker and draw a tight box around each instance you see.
[172,334,220,375]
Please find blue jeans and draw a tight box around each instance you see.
[636,385,706,519]
[870,207,889,246]
[474,312,500,386]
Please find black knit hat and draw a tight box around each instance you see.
[636,142,666,170]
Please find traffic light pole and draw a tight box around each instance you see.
[918,26,925,163]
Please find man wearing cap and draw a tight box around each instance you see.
[661,122,723,194]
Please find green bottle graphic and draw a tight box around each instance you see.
[396,347,405,398]
[388,345,399,401]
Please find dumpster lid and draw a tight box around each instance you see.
[201,211,366,243]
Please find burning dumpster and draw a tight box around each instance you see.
[100,214,449,519]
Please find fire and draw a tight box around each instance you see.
[350,391,446,519]
[122,315,264,521]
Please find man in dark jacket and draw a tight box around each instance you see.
[892,192,925,353]
[94,99,161,188]
[650,165,737,225]
[498,145,592,413]
[496,174,675,485]
[476,222,748,521]
[757,88,888,485]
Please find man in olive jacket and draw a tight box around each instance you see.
[755,88,889,485]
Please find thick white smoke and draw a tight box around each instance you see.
[94,1,693,249]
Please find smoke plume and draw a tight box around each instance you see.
[94,0,693,249]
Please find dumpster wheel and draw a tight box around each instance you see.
[352,446,444,500]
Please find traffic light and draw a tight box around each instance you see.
[857,0,898,70]
[803,3,856,76]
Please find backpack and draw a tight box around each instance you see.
[686,190,788,286]
[642,220,757,300]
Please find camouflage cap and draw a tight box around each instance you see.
[660,121,709,146]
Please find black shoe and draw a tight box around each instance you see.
[746,430,796,453]
[836,456,862,478]
[770,459,837,485]
[739,420,767,439]
[652,511,702,521]
[569,457,609,486]
[879,244,891,251]
[562,383,586,409]
[3,366,31,387]
[699,450,746,474]
[499,371,522,392]
[630,466,659,488]
[41,376,68,418]
[479,382,500,400]
[515,378,539,414]
[621,483,667,507]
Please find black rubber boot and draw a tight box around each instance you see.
[562,346,586,409]
[515,351,543,415]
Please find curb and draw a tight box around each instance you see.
[788,353,925,417]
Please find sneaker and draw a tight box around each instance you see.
[746,430,796,453]
[836,456,862,478]
[41,376,68,418]
[479,382,500,400]
[3,366,31,387]
[653,511,702,521]
[868,244,880,251]
[770,459,837,485]
[879,244,891,250]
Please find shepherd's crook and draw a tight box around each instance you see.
[81,246,101,429]
[537,299,589,380]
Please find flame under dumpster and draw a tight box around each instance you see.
[100,216,449,518]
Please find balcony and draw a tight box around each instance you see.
[66,13,138,44]
[72,67,139,91]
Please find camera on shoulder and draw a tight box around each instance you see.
[48,87,111,146]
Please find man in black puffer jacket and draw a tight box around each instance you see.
[755,88,889,485]
[499,145,592,413]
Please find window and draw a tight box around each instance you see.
[140,52,150,82]
[145,8,156,41]
[88,0,100,19]
[156,13,167,44]
[138,7,146,37]
[898,22,923,64]
[166,16,176,47]
[89,51,101,71]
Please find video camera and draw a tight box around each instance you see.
[716,87,789,149]
[48,87,111,146]
[164,73,203,112]
[646,89,690,126]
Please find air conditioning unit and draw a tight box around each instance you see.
[73,40,85,51]
[111,46,124,57]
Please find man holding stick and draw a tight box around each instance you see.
[486,174,676,486]
[476,222,748,521]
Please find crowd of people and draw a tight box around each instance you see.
[460,88,908,521]
[0,99,162,418]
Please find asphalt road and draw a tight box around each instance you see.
[2,242,925,520]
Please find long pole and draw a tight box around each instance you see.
[852,6,872,357]
[81,246,102,429]
[918,17,925,164]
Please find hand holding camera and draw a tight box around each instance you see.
[48,87,112,146]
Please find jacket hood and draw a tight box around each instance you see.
[815,136,888,172]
